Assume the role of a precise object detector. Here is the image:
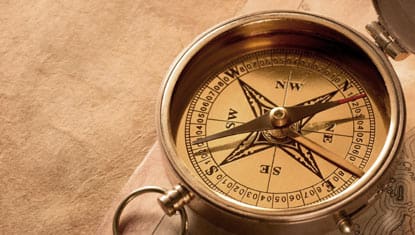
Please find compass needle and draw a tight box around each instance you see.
[285,93,367,126]
[193,93,367,144]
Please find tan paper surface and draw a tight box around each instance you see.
[0,1,245,234]
[2,1,414,234]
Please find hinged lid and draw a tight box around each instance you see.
[370,0,415,59]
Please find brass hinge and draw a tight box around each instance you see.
[366,21,409,61]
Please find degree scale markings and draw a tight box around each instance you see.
[181,48,377,209]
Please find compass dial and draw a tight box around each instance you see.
[175,48,387,209]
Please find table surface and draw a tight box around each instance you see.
[1,0,414,234]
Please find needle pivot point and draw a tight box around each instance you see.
[270,107,289,127]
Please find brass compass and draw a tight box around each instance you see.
[114,1,413,234]
[179,49,372,210]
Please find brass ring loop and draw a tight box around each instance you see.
[112,186,189,235]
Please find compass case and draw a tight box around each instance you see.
[157,11,406,234]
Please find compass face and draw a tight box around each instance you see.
[175,48,388,210]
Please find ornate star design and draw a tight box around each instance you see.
[218,78,340,180]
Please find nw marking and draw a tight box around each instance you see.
[276,80,304,91]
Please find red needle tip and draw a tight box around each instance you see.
[337,93,367,104]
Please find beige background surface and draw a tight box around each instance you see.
[1,1,414,234]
